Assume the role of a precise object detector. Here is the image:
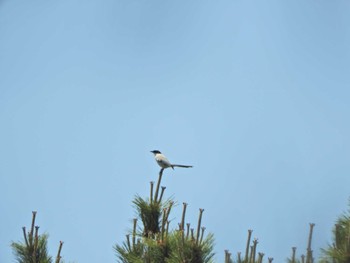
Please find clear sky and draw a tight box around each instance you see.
[1,1,349,262]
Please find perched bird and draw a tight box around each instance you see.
[150,150,193,170]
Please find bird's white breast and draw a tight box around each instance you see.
[155,153,171,168]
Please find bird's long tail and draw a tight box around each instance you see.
[171,164,193,168]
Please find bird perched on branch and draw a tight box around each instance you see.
[150,150,193,170]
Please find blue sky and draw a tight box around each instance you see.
[1,0,349,262]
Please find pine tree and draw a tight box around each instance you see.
[11,211,64,263]
[321,200,350,263]
[115,168,215,263]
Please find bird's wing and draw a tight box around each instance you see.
[156,155,172,167]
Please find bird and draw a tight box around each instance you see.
[150,150,193,170]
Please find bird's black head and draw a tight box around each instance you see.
[150,150,161,154]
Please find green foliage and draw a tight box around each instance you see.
[166,231,215,263]
[115,230,215,263]
[11,212,64,263]
[115,168,215,263]
[115,166,350,263]
[321,201,350,263]
[11,233,52,263]
[115,234,169,263]
[133,195,163,236]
